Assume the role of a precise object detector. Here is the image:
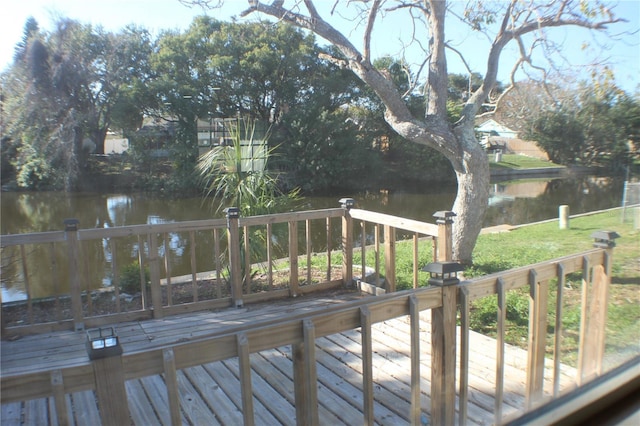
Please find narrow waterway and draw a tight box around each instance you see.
[0,175,626,301]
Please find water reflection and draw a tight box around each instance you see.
[0,176,625,301]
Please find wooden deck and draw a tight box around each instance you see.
[1,291,578,426]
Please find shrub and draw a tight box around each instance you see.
[119,262,149,294]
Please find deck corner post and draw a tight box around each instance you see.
[428,262,461,425]
[339,198,355,288]
[225,207,243,308]
[433,211,455,262]
[64,218,84,331]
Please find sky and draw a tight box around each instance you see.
[1,0,639,93]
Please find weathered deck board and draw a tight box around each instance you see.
[2,293,580,425]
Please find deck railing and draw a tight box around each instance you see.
[1,199,449,337]
[0,231,621,425]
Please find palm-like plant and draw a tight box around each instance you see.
[197,117,300,287]
[197,117,297,216]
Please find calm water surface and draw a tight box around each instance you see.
[0,176,625,301]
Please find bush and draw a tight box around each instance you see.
[119,262,149,294]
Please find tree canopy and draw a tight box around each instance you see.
[232,0,625,263]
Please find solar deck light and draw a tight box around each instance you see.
[224,206,240,219]
[591,230,620,249]
[433,210,456,225]
[86,327,122,360]
[422,261,464,286]
[63,218,79,232]
[339,198,355,209]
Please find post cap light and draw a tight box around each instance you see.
[591,230,620,248]
[63,218,79,232]
[433,211,456,224]
[224,207,240,219]
[86,327,122,360]
[422,261,464,286]
[339,198,355,209]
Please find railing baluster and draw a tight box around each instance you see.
[306,219,312,286]
[110,239,121,313]
[383,225,396,292]
[496,278,506,423]
[360,306,374,425]
[577,255,590,385]
[237,332,255,426]
[361,221,366,283]
[50,370,69,426]
[149,233,163,318]
[553,263,566,397]
[413,232,419,289]
[49,243,62,322]
[164,233,172,306]
[325,217,331,281]
[243,226,251,294]
[214,228,223,297]
[289,221,299,296]
[162,348,181,426]
[459,287,470,426]
[409,294,422,425]
[82,240,92,317]
[266,224,273,290]
[302,319,319,426]
[137,235,148,310]
[374,224,380,287]
[189,231,198,302]
[292,341,307,426]
[19,245,33,324]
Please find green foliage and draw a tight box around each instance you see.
[197,117,299,216]
[119,262,149,294]
[524,91,639,171]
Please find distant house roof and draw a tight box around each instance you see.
[476,119,518,139]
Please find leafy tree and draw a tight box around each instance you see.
[2,18,154,190]
[231,0,623,263]
[525,90,639,170]
[525,111,584,165]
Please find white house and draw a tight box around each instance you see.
[475,119,518,139]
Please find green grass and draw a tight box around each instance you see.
[489,154,562,170]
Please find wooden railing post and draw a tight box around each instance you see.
[340,198,355,287]
[433,211,455,262]
[64,219,84,331]
[87,329,129,426]
[425,261,463,426]
[225,207,243,308]
[578,231,620,384]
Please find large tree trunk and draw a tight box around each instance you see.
[450,134,490,263]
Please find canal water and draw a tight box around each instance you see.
[0,176,626,301]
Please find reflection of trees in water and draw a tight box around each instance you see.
[1,177,625,299]
[484,177,623,227]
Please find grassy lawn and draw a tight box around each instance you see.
[489,153,563,170]
[326,208,639,367]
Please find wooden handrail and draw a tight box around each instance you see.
[0,244,617,426]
